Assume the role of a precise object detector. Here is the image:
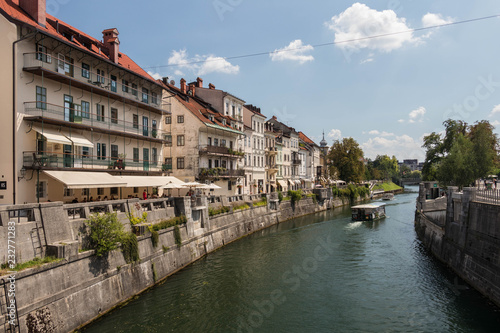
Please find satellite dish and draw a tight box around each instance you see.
[170,80,175,86]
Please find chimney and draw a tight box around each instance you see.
[180,78,187,94]
[196,77,203,88]
[209,83,215,90]
[188,83,195,96]
[102,28,120,64]
[20,0,46,27]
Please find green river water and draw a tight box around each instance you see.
[82,187,500,332]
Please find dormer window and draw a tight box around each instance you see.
[222,119,226,125]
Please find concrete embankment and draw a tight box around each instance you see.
[0,189,358,333]
[415,184,500,309]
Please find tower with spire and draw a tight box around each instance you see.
[319,130,329,156]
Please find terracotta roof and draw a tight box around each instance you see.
[0,0,157,85]
[299,131,318,146]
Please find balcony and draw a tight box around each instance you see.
[23,53,169,115]
[23,151,166,174]
[199,168,245,179]
[199,145,244,158]
[24,102,169,143]
[266,163,279,173]
[292,159,301,165]
[265,147,278,155]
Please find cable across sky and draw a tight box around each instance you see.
[143,14,500,70]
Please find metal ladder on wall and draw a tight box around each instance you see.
[0,279,19,333]
[30,222,45,258]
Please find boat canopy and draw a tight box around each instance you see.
[351,202,386,209]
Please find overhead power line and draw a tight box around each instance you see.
[144,14,500,70]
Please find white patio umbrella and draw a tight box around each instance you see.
[206,183,221,189]
[159,181,185,196]
[182,181,205,187]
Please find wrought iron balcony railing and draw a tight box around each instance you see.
[24,102,169,141]
[23,151,170,173]
[199,145,244,158]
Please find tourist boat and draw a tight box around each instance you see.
[382,193,394,201]
[351,202,386,221]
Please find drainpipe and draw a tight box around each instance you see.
[12,30,38,204]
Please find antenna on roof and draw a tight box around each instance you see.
[170,80,175,86]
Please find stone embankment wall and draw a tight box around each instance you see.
[0,188,358,333]
[415,184,500,308]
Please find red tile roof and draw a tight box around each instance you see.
[299,131,318,146]
[0,0,157,85]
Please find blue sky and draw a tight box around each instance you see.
[48,0,500,161]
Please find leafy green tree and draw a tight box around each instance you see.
[373,155,399,180]
[327,137,365,183]
[437,134,476,188]
[86,212,124,257]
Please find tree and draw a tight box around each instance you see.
[422,119,499,187]
[373,155,399,180]
[327,137,365,183]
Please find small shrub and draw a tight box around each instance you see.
[253,197,267,207]
[307,193,317,203]
[208,206,230,216]
[151,229,159,248]
[278,191,283,202]
[288,190,303,204]
[127,211,148,225]
[121,232,139,264]
[86,212,124,257]
[174,225,182,248]
[162,245,170,253]
[233,203,250,211]
[151,215,187,232]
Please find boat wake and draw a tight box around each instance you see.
[345,221,363,230]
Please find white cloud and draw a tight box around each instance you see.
[328,129,342,140]
[270,40,314,64]
[167,49,239,76]
[489,104,500,117]
[369,130,394,137]
[398,119,405,123]
[361,134,425,160]
[406,106,426,123]
[422,13,454,28]
[147,71,162,80]
[360,57,374,64]
[326,3,417,53]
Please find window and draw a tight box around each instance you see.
[81,101,90,119]
[215,160,219,167]
[142,88,149,104]
[152,92,158,105]
[97,143,106,160]
[152,148,157,165]
[59,55,74,77]
[177,135,185,146]
[110,187,118,196]
[36,86,46,110]
[152,120,157,138]
[82,188,89,196]
[133,114,139,129]
[225,102,229,114]
[221,160,227,169]
[165,116,171,124]
[82,147,90,159]
[133,148,139,162]
[122,79,129,93]
[214,138,219,146]
[177,157,185,169]
[111,108,118,124]
[165,135,172,147]
[97,188,104,196]
[228,180,232,191]
[142,116,149,136]
[96,104,105,122]
[110,75,117,92]
[36,181,47,199]
[96,69,105,84]
[208,159,212,169]
[208,137,212,146]
[177,115,184,123]
[132,83,138,96]
[232,105,235,117]
[36,44,51,63]
[164,157,172,167]
[111,145,119,160]
[221,139,226,147]
[63,187,73,197]
[133,187,139,194]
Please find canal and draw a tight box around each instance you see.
[82,187,500,332]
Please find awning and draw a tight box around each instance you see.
[115,176,185,188]
[288,179,294,186]
[295,180,301,185]
[43,171,126,189]
[65,132,94,148]
[32,125,72,145]
[277,180,288,188]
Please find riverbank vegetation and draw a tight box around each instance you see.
[372,182,402,192]
[422,119,499,188]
